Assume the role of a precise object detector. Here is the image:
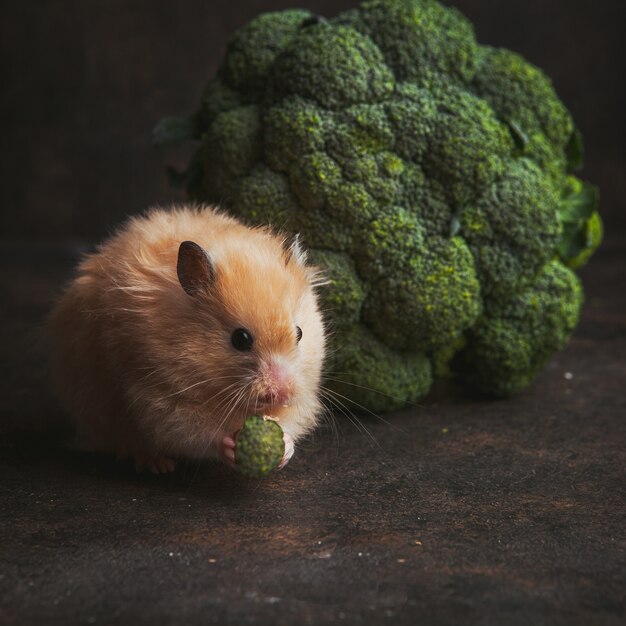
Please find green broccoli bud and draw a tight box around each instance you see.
[424,84,513,205]
[269,24,395,109]
[263,96,329,175]
[460,158,561,297]
[457,260,583,396]
[232,165,296,227]
[327,325,432,413]
[235,416,285,478]
[220,10,313,98]
[200,105,262,201]
[359,223,482,351]
[473,47,574,151]
[385,84,438,162]
[338,0,479,84]
[307,250,366,328]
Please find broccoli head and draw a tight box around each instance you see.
[155,0,601,410]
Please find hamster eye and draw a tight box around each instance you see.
[231,328,253,351]
[296,326,303,343]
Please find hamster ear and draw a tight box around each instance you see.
[283,233,307,267]
[177,241,215,296]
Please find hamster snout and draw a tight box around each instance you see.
[256,357,296,408]
[47,205,326,474]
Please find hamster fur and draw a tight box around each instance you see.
[47,205,326,472]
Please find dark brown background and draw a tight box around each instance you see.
[1,0,625,242]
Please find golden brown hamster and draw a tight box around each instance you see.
[47,205,326,473]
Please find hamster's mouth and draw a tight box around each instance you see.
[254,401,291,413]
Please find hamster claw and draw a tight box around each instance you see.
[277,433,295,470]
[135,455,177,474]
[220,435,238,469]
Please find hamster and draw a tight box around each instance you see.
[47,205,326,473]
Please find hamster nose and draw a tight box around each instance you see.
[259,360,293,407]
[269,361,291,389]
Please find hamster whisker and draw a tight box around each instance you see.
[135,367,162,382]
[212,379,252,431]
[323,383,406,437]
[318,387,381,449]
[320,378,411,434]
[182,383,247,479]
[203,384,246,424]
[205,370,256,411]
[163,374,243,399]
[312,398,341,453]
[198,378,248,408]
[323,373,426,412]
[319,392,380,450]
[321,384,385,424]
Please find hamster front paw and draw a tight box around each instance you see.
[220,434,238,469]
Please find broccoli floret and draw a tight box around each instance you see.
[338,0,479,84]
[327,325,432,413]
[236,416,285,477]
[270,24,395,109]
[200,105,262,200]
[220,10,313,99]
[457,261,583,396]
[472,47,574,154]
[307,249,366,328]
[233,165,296,227]
[158,0,600,409]
[460,158,561,297]
[355,209,481,350]
[424,84,513,205]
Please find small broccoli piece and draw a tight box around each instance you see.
[263,96,329,176]
[159,0,601,409]
[457,261,583,396]
[472,47,575,184]
[385,84,438,162]
[236,416,285,478]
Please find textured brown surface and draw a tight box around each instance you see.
[1,239,624,625]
